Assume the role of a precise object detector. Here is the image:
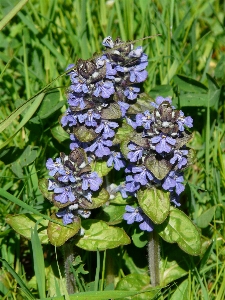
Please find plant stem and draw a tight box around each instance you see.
[148,231,160,287]
[62,242,76,294]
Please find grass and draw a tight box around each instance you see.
[0,0,225,299]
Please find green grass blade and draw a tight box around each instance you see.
[0,0,29,31]
[94,250,100,291]
[31,222,46,298]
[0,93,45,149]
[0,258,35,300]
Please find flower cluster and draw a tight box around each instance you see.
[123,96,193,230]
[61,36,148,170]
[46,148,102,224]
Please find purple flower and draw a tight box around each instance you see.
[162,171,184,195]
[139,215,154,232]
[78,209,91,219]
[151,96,172,108]
[125,175,140,193]
[170,192,181,207]
[132,166,154,185]
[82,110,101,127]
[61,108,77,127]
[177,111,193,131]
[57,168,76,183]
[124,86,140,100]
[95,120,119,138]
[46,158,63,176]
[54,186,76,203]
[151,134,176,153]
[106,62,117,79]
[123,205,143,224]
[126,116,137,129]
[69,134,89,151]
[118,101,130,117]
[128,46,143,58]
[136,110,153,129]
[127,143,143,162]
[107,151,126,170]
[129,68,148,83]
[68,93,86,110]
[48,179,60,191]
[71,77,89,93]
[56,209,74,225]
[93,81,115,98]
[81,171,102,191]
[123,206,154,232]
[170,149,188,169]
[102,36,114,48]
[88,138,112,157]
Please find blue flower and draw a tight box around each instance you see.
[127,143,143,162]
[177,111,193,131]
[71,77,89,94]
[102,36,114,48]
[132,166,154,185]
[61,108,78,127]
[88,138,112,157]
[107,151,126,170]
[128,46,143,58]
[67,93,86,110]
[56,209,75,225]
[136,110,153,129]
[123,205,143,224]
[81,172,103,191]
[82,110,101,127]
[77,209,91,219]
[93,81,115,98]
[118,101,130,117]
[57,168,76,183]
[124,86,140,100]
[106,62,117,79]
[46,158,63,176]
[125,175,140,193]
[150,96,172,108]
[54,186,76,204]
[123,205,154,232]
[151,134,176,154]
[95,120,118,138]
[162,171,184,195]
[170,149,188,169]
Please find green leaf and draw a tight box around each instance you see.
[47,214,81,247]
[51,125,69,143]
[120,140,131,159]
[127,93,154,114]
[97,204,126,225]
[170,279,188,300]
[175,93,208,107]
[173,75,208,93]
[207,74,221,107]
[215,54,225,79]
[155,207,201,256]
[116,274,160,300]
[73,125,98,142]
[175,132,193,149]
[132,230,148,248]
[38,178,53,202]
[6,214,49,244]
[130,133,149,148]
[91,160,112,177]
[196,206,216,228]
[89,188,110,209]
[149,85,173,99]
[113,121,134,144]
[0,259,35,300]
[137,188,170,224]
[74,219,130,251]
[37,90,64,119]
[144,155,172,180]
[18,145,39,167]
[101,102,122,119]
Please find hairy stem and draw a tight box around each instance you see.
[148,231,160,286]
[62,242,76,294]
